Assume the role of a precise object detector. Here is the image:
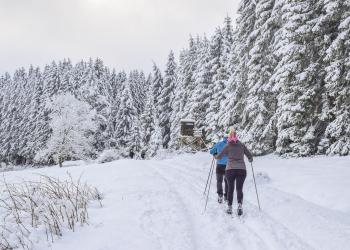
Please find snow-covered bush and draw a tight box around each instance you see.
[97,148,124,163]
[152,149,181,160]
[0,162,15,172]
[0,175,102,249]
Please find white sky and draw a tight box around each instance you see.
[0,0,240,75]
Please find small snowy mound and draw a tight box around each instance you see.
[255,171,271,184]
[97,149,123,163]
[0,162,14,172]
[152,149,182,160]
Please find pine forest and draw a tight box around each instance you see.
[1,0,349,165]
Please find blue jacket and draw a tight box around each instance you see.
[209,137,228,166]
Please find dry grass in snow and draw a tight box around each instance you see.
[0,174,102,249]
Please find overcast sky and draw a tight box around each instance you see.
[0,0,240,75]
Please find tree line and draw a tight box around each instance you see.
[0,0,349,165]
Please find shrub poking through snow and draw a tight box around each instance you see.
[0,174,103,249]
[96,148,123,163]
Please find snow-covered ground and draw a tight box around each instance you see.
[2,153,350,250]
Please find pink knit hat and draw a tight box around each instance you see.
[227,128,239,143]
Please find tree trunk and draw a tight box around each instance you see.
[59,156,63,168]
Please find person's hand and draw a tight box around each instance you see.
[249,158,253,163]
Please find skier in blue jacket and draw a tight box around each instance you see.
[210,135,228,203]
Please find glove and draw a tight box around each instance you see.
[249,158,253,163]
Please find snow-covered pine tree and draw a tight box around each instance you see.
[140,85,156,156]
[114,79,138,154]
[209,16,234,139]
[129,70,147,115]
[169,36,202,149]
[271,0,324,156]
[22,66,47,162]
[0,74,8,146]
[158,51,177,148]
[78,58,111,151]
[130,118,143,158]
[105,70,125,148]
[219,0,257,139]
[169,54,189,148]
[217,31,239,132]
[321,0,350,155]
[205,28,230,140]
[138,71,148,109]
[222,15,234,58]
[0,73,13,163]
[152,63,163,113]
[42,61,61,97]
[240,0,281,155]
[169,36,200,148]
[7,68,29,164]
[35,93,96,167]
[182,36,202,119]
[188,36,211,133]
[57,58,73,94]
[168,54,185,149]
[148,119,163,158]
[68,60,86,97]
[217,16,235,131]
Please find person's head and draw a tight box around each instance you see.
[219,131,226,143]
[227,127,239,143]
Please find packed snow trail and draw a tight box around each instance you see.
[2,153,350,250]
[150,160,312,250]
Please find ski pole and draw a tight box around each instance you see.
[250,162,261,211]
[204,158,215,211]
[203,157,215,196]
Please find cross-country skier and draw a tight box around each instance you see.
[209,133,228,204]
[215,128,253,216]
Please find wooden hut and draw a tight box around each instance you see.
[179,119,206,151]
[180,119,195,137]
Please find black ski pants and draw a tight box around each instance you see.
[225,169,247,206]
[216,165,228,197]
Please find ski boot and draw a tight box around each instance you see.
[237,203,243,216]
[226,205,232,214]
[218,196,223,204]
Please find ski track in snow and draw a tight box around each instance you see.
[151,160,313,250]
[2,154,350,250]
[139,161,197,250]
[158,156,350,250]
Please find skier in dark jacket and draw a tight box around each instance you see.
[216,128,253,216]
[209,135,228,203]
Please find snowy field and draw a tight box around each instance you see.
[2,153,350,250]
